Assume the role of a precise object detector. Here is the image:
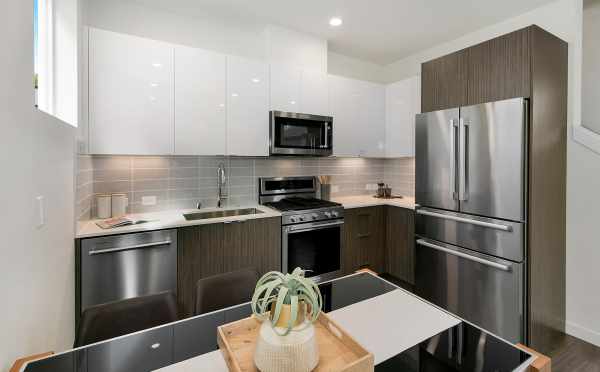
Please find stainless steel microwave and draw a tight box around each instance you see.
[269,111,333,156]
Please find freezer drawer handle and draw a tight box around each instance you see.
[88,240,172,255]
[416,239,512,272]
[416,209,512,232]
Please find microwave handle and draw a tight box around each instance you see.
[324,123,329,148]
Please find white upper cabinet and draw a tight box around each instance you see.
[89,28,173,155]
[227,56,269,156]
[270,65,329,116]
[300,69,329,116]
[329,75,386,157]
[385,76,420,157]
[270,64,302,113]
[174,46,227,155]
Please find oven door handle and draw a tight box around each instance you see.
[285,220,344,233]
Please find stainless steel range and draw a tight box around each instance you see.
[259,176,344,283]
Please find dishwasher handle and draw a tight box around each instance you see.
[88,240,172,255]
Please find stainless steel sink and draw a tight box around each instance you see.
[183,208,264,221]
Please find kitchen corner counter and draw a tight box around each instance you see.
[75,205,281,239]
[333,195,415,210]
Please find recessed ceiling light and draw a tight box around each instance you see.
[329,17,343,27]
[251,78,261,83]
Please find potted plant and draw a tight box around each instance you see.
[251,267,323,372]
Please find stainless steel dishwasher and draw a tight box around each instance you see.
[79,230,177,314]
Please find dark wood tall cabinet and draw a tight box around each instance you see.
[177,217,281,318]
[420,25,567,354]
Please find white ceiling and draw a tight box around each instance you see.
[131,0,555,65]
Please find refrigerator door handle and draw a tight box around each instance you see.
[416,239,512,272]
[416,209,513,232]
[450,119,459,200]
[459,118,469,201]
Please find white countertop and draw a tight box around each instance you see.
[333,195,415,210]
[155,288,460,371]
[76,205,281,239]
[76,195,414,239]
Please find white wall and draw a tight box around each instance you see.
[0,0,76,369]
[582,0,600,134]
[328,51,387,83]
[382,0,600,347]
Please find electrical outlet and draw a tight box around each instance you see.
[365,183,378,191]
[331,185,340,193]
[141,196,157,206]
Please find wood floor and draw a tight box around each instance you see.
[550,334,600,372]
[379,273,600,371]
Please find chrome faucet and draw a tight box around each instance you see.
[217,163,227,208]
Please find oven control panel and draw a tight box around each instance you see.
[282,207,344,225]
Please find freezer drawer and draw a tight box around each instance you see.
[80,230,177,312]
[415,238,524,344]
[415,207,525,262]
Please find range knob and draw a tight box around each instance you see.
[311,213,319,220]
[298,216,305,222]
[290,216,298,223]
[324,211,332,218]
[331,211,339,218]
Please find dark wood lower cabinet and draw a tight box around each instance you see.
[343,206,386,274]
[177,217,281,318]
[343,206,415,282]
[385,206,415,284]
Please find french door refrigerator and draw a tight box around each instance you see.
[414,97,528,344]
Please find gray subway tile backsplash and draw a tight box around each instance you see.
[76,155,415,220]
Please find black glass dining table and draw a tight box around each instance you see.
[23,273,534,372]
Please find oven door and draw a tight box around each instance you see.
[270,111,333,156]
[282,219,343,282]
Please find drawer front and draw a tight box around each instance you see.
[415,238,524,344]
[81,230,177,311]
[415,207,524,262]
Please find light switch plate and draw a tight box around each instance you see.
[141,196,157,206]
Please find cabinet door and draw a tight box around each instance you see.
[360,81,386,157]
[301,69,329,116]
[421,50,468,113]
[467,28,531,105]
[329,75,360,157]
[386,207,415,284]
[223,217,281,275]
[385,76,420,157]
[174,46,226,155]
[270,64,301,113]
[343,207,385,274]
[89,28,173,155]
[227,56,269,156]
[177,223,224,318]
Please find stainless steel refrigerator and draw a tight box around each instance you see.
[414,97,528,344]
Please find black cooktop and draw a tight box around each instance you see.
[264,197,341,212]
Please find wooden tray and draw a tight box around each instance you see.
[217,312,374,372]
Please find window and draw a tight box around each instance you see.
[33,0,78,127]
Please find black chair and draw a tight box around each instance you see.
[74,291,178,347]
[195,268,259,315]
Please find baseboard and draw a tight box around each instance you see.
[566,320,600,347]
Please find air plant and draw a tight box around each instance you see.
[251,267,323,336]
